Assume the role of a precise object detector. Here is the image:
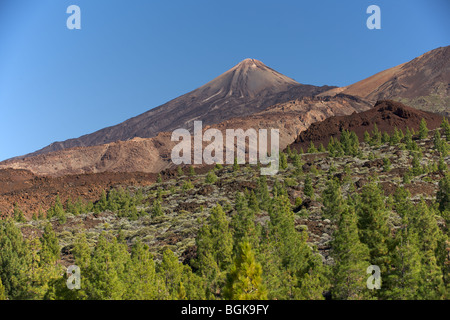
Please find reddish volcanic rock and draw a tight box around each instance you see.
[288,100,447,152]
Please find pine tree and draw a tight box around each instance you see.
[408,200,446,299]
[13,203,26,223]
[383,157,391,172]
[392,187,412,218]
[84,232,129,300]
[256,176,270,211]
[328,136,344,157]
[356,181,391,274]
[74,198,85,215]
[205,170,218,184]
[0,219,32,299]
[151,199,164,217]
[125,240,166,299]
[370,124,382,146]
[438,157,447,173]
[411,152,422,176]
[181,265,207,300]
[158,248,185,299]
[304,176,314,198]
[441,117,450,141]
[247,190,260,214]
[231,193,258,251]
[286,144,292,158]
[28,236,62,300]
[39,223,60,265]
[437,174,450,213]
[194,204,233,297]
[182,180,194,190]
[65,197,75,214]
[266,194,326,299]
[193,223,222,298]
[340,130,351,154]
[233,158,240,171]
[432,129,448,156]
[382,132,390,144]
[95,191,108,214]
[37,206,45,220]
[321,177,344,221]
[389,128,401,145]
[384,221,422,300]
[434,129,443,151]
[207,205,233,270]
[279,152,288,170]
[224,241,267,300]
[293,153,303,175]
[331,204,370,300]
[307,142,318,153]
[0,277,6,300]
[349,131,360,156]
[419,118,429,139]
[364,131,371,144]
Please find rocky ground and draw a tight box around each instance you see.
[14,126,449,268]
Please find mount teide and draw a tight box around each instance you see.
[23,59,334,158]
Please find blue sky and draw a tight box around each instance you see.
[0,0,449,161]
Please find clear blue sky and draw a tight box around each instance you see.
[0,0,449,161]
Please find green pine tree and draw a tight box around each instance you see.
[384,221,422,300]
[39,223,60,265]
[13,203,26,223]
[307,142,318,153]
[419,118,429,140]
[441,117,450,141]
[224,241,267,300]
[321,177,344,221]
[356,181,391,274]
[437,174,450,213]
[125,240,167,299]
[158,248,185,299]
[279,152,288,170]
[84,232,129,300]
[331,204,371,300]
[304,176,314,198]
[205,170,218,184]
[0,277,6,300]
[0,219,32,299]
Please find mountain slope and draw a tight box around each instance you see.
[0,95,371,176]
[289,100,446,152]
[22,59,334,158]
[320,46,450,116]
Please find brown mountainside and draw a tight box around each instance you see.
[289,100,446,152]
[0,95,371,177]
[320,46,450,116]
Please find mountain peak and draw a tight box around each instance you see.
[199,58,299,98]
[14,57,329,159]
[236,58,264,67]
